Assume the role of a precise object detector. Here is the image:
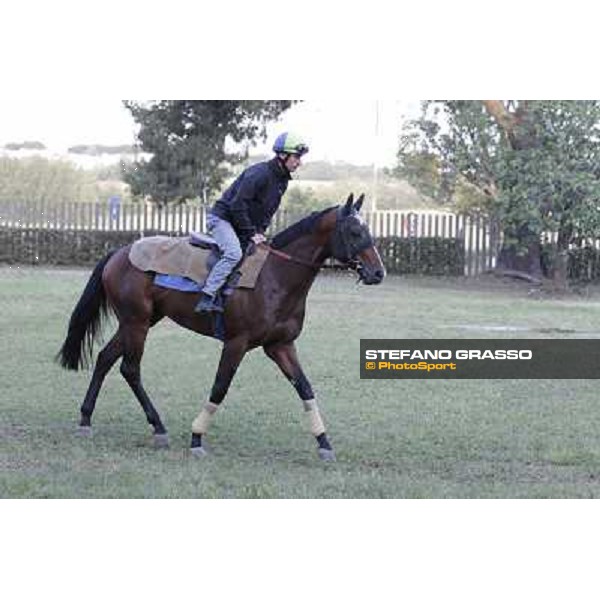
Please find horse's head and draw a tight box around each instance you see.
[331,194,385,285]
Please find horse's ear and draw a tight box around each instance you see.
[344,194,354,215]
[354,194,365,212]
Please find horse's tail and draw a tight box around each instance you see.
[56,251,116,371]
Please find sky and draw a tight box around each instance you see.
[0,99,420,167]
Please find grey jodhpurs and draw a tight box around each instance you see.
[202,213,243,296]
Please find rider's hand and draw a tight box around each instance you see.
[251,233,267,245]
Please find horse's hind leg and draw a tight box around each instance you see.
[79,332,123,434]
[119,319,169,448]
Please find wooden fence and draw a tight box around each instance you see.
[0,200,500,276]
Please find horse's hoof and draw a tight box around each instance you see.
[190,445,208,458]
[318,448,336,462]
[78,425,92,438]
[154,433,170,449]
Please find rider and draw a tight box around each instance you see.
[195,132,309,313]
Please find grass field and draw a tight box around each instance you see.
[3,265,600,498]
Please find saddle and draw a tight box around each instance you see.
[128,234,270,291]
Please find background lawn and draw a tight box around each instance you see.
[2,266,600,498]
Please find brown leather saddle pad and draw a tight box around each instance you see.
[128,235,269,288]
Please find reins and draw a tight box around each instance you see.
[264,245,322,271]
[263,245,360,274]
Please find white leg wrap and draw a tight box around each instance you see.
[192,402,219,434]
[303,399,326,436]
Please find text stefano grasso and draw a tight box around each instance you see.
[360,339,600,379]
[364,349,533,361]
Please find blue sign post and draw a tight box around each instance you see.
[109,195,121,221]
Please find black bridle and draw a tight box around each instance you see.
[330,207,375,281]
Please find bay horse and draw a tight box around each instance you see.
[57,193,384,460]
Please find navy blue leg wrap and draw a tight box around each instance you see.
[289,373,314,401]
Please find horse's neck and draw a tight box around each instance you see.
[267,233,330,296]
[271,208,336,268]
[282,232,330,266]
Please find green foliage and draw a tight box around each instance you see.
[0,228,463,277]
[396,101,600,259]
[541,244,600,282]
[123,100,296,205]
[92,161,128,182]
[377,237,464,275]
[499,101,600,243]
[394,101,503,211]
[0,229,139,265]
[282,179,383,212]
[0,157,96,204]
[391,147,441,201]
[0,157,133,205]
[452,179,494,217]
[282,184,330,212]
[94,180,130,204]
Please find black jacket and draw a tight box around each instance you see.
[211,158,291,247]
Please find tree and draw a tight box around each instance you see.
[395,101,600,283]
[122,100,296,205]
[0,156,96,204]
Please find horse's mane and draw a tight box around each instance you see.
[271,206,337,250]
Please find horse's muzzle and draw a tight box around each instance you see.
[357,264,385,285]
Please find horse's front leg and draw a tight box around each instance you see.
[190,337,248,457]
[263,342,335,461]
